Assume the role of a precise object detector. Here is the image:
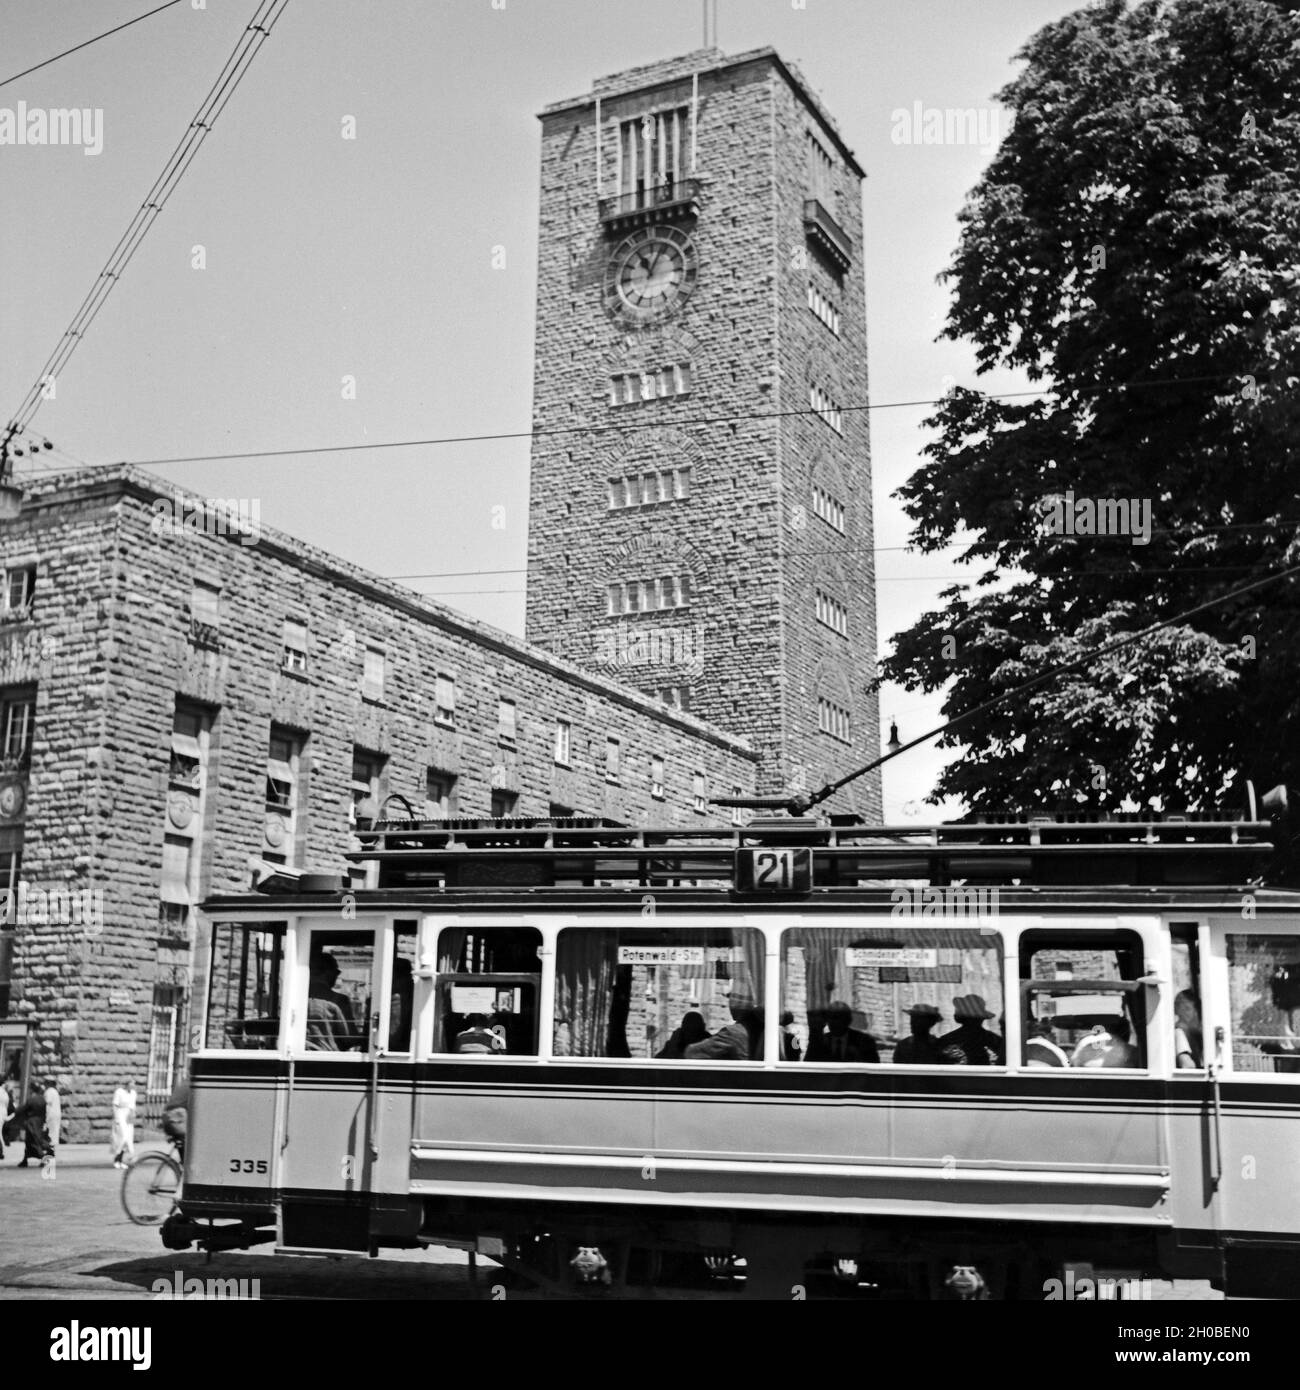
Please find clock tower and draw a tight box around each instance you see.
[525,48,881,815]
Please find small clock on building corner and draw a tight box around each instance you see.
[603,226,697,326]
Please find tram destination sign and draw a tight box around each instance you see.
[845,948,939,967]
[618,947,705,965]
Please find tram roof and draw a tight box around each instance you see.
[199,813,1296,913]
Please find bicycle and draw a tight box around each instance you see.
[120,1142,183,1226]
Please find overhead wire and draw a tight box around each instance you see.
[4,0,292,441]
[106,369,1255,468]
[0,0,186,91]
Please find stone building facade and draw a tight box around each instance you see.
[0,466,757,1137]
[524,47,882,815]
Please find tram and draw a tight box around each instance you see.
[162,807,1300,1299]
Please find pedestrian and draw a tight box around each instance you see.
[1,1073,19,1159]
[16,1083,53,1167]
[110,1080,137,1168]
[42,1078,61,1148]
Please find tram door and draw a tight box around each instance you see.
[281,924,379,1236]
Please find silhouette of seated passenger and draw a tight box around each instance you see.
[893,1003,963,1065]
[684,993,760,1061]
[805,1001,880,1064]
[937,995,1005,1065]
[455,1013,507,1055]
[656,1010,709,1059]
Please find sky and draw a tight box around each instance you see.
[0,0,1081,820]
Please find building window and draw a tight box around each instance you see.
[0,690,35,766]
[607,466,690,509]
[657,686,691,712]
[606,574,692,616]
[616,107,689,203]
[810,384,843,433]
[160,832,196,913]
[282,620,308,675]
[815,588,849,637]
[651,755,665,800]
[491,789,518,818]
[169,703,209,790]
[554,719,571,766]
[425,769,458,819]
[818,697,851,742]
[806,130,837,208]
[812,483,846,533]
[609,363,692,405]
[605,737,621,783]
[692,771,707,815]
[730,788,747,828]
[350,750,387,827]
[434,673,456,727]
[363,646,385,702]
[497,698,517,745]
[189,582,221,647]
[807,282,841,335]
[1,566,35,621]
[265,727,303,862]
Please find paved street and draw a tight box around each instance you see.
[0,1141,1224,1302]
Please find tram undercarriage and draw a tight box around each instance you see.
[164,1195,1203,1300]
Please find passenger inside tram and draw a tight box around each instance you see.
[684,991,761,1060]
[655,1011,709,1059]
[306,955,351,1052]
[805,1001,881,1063]
[1071,1018,1140,1068]
[454,1013,507,1054]
[893,1003,964,1065]
[1173,990,1203,1069]
[937,995,1005,1065]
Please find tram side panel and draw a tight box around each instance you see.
[409,1064,1169,1229]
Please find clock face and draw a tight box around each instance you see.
[604,227,697,325]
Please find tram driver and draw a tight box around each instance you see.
[306,953,354,1051]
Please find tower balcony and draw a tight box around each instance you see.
[803,197,852,273]
[599,178,701,235]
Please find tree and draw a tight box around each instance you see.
[882,0,1300,874]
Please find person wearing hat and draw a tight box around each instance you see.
[893,1003,964,1065]
[937,995,1005,1065]
[805,1001,880,1064]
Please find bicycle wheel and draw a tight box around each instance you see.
[121,1152,181,1226]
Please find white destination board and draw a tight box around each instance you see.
[844,948,938,968]
[618,947,705,966]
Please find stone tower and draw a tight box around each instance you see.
[525,48,880,814]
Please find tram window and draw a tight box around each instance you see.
[781,926,1003,1065]
[387,921,418,1053]
[1226,934,1300,1074]
[207,923,285,1049]
[434,927,541,1056]
[305,932,374,1052]
[1019,932,1146,1070]
[1170,924,1204,1070]
[554,927,764,1060]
